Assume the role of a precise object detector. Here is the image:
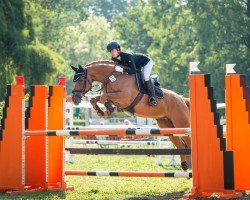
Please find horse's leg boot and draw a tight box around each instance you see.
[146,80,158,107]
[95,104,105,116]
[105,101,115,113]
[181,161,188,171]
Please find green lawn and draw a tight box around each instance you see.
[0,155,249,199]
[64,155,192,200]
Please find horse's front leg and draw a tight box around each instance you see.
[90,95,115,118]
[98,94,115,113]
[90,96,105,117]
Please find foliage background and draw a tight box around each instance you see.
[0,0,249,102]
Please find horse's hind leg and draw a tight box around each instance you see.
[156,118,187,167]
[168,97,191,170]
[169,98,191,149]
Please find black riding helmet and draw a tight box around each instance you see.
[107,41,120,52]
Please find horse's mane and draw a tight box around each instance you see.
[85,60,115,68]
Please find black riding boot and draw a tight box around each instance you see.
[146,80,158,107]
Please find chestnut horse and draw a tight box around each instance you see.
[71,60,191,170]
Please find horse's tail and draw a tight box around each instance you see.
[183,97,190,111]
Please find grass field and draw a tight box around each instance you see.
[0,154,249,199]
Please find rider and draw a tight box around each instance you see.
[106,41,158,107]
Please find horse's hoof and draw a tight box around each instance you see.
[181,161,188,171]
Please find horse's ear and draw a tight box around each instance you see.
[70,65,78,72]
[78,65,83,70]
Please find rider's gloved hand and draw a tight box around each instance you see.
[115,65,124,73]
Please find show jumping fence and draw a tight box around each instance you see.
[64,137,183,165]
[0,63,249,199]
[64,147,191,155]
[65,170,192,178]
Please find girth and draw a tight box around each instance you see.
[121,92,144,114]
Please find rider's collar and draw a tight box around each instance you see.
[112,55,120,60]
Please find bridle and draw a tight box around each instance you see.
[72,65,124,99]
[72,68,92,98]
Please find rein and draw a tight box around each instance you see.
[99,70,123,93]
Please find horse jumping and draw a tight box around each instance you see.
[71,61,191,170]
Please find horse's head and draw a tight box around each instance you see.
[71,60,119,105]
[71,65,92,105]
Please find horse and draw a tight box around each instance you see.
[71,60,191,170]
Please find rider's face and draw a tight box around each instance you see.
[109,48,119,58]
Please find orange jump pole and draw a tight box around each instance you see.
[25,128,190,137]
[184,63,241,199]
[65,170,192,178]
[225,64,250,190]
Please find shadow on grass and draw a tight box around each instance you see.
[0,191,67,199]
[124,191,250,200]
[157,163,182,170]
[124,191,187,200]
[1,191,250,200]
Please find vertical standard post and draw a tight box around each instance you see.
[47,78,72,190]
[0,84,25,191]
[225,73,250,190]
[185,72,230,198]
[25,85,48,189]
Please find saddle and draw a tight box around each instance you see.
[135,72,164,99]
[117,71,164,114]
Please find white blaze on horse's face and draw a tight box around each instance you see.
[110,49,119,58]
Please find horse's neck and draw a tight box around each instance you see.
[88,63,114,83]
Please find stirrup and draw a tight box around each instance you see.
[149,97,157,107]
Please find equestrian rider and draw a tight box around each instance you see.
[107,41,158,107]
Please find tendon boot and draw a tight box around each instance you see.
[145,79,158,107]
[181,161,188,171]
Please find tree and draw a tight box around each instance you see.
[0,0,30,99]
[187,0,250,101]
[0,0,68,100]
[58,14,116,65]
[114,0,250,101]
[90,0,138,23]
[113,4,152,54]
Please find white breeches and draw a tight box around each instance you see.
[143,59,153,81]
